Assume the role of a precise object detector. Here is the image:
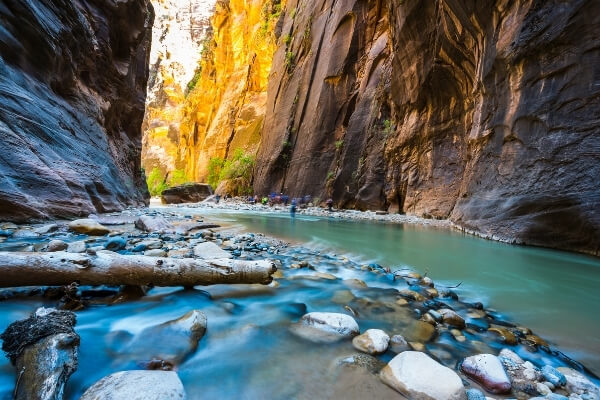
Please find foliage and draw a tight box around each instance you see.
[382,119,395,137]
[326,171,334,182]
[283,34,292,45]
[186,66,202,95]
[285,51,295,69]
[146,168,192,196]
[290,7,297,19]
[146,167,169,196]
[335,139,344,150]
[207,156,224,189]
[206,149,255,194]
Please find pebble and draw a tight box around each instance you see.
[488,327,517,345]
[352,329,390,355]
[105,237,126,251]
[46,239,68,252]
[541,365,567,387]
[438,308,466,329]
[389,334,410,353]
[461,354,511,394]
[290,312,359,343]
[466,388,487,400]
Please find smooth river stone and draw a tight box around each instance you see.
[291,312,359,343]
[461,354,511,394]
[352,329,390,355]
[80,370,185,399]
[380,351,466,400]
[68,219,110,235]
[193,241,232,259]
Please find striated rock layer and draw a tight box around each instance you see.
[0,0,153,222]
[254,0,600,255]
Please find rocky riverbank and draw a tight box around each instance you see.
[0,208,598,399]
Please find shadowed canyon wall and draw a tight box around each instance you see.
[252,0,600,255]
[0,0,153,221]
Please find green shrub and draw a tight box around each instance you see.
[335,139,343,150]
[207,157,224,189]
[168,169,190,187]
[146,167,169,196]
[283,34,292,45]
[285,51,294,69]
[382,119,394,136]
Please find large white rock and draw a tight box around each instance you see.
[135,215,173,232]
[352,329,390,355]
[461,354,511,394]
[380,351,466,400]
[291,312,359,343]
[193,242,232,259]
[80,370,186,399]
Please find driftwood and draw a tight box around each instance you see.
[0,251,276,288]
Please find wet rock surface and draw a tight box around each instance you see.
[0,0,152,222]
[80,370,185,400]
[291,312,359,343]
[461,353,512,394]
[1,308,79,400]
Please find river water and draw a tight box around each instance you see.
[0,207,598,399]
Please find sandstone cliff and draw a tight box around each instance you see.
[254,0,600,255]
[142,0,215,176]
[0,0,153,221]
[177,0,283,181]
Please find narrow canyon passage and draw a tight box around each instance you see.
[0,0,599,399]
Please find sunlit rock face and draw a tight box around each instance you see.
[0,0,153,222]
[254,0,600,255]
[142,0,216,176]
[177,0,283,181]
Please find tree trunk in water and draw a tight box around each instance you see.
[0,251,276,287]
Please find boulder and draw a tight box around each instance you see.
[80,370,186,400]
[68,219,110,235]
[1,308,79,400]
[161,183,213,204]
[352,329,390,355]
[291,312,359,343]
[193,242,232,259]
[46,239,68,252]
[135,215,173,232]
[380,351,466,400]
[118,310,207,364]
[461,354,511,394]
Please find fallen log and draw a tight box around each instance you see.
[0,251,276,288]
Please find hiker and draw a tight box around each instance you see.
[215,194,221,204]
[290,199,297,217]
[326,198,333,212]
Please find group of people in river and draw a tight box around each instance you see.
[236,192,335,217]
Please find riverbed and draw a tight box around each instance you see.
[162,204,600,375]
[0,206,598,399]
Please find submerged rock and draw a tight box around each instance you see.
[119,310,207,364]
[461,354,511,394]
[379,351,466,400]
[105,236,127,251]
[291,312,359,343]
[1,308,79,400]
[80,370,185,400]
[541,365,566,387]
[68,219,110,235]
[352,329,390,355]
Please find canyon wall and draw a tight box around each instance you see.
[253,0,600,255]
[177,0,283,181]
[0,0,153,221]
[142,0,215,177]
